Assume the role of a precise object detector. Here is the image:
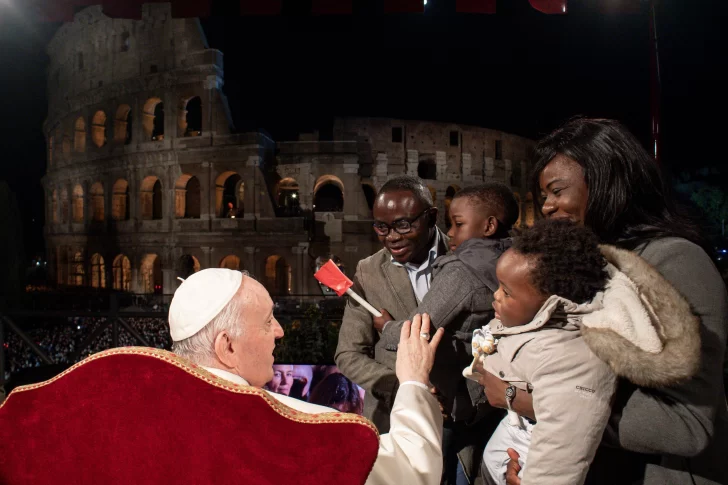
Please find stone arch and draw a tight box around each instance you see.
[219,255,241,271]
[140,176,163,220]
[114,104,132,144]
[140,253,162,294]
[179,95,202,137]
[215,171,242,218]
[90,253,106,289]
[265,255,291,296]
[417,155,436,180]
[276,177,300,216]
[60,187,69,223]
[179,254,201,279]
[514,193,523,227]
[51,189,59,224]
[72,184,84,223]
[74,117,86,152]
[313,175,345,212]
[112,179,130,221]
[142,97,164,141]
[71,251,85,286]
[90,182,104,222]
[91,111,107,148]
[174,174,201,219]
[112,254,131,291]
[362,183,376,211]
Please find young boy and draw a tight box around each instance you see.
[374,182,519,484]
[466,219,700,485]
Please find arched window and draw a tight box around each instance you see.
[140,254,162,294]
[179,96,202,137]
[60,188,69,223]
[51,189,59,224]
[72,252,85,286]
[74,117,86,152]
[90,182,104,221]
[417,157,436,180]
[140,176,163,220]
[142,98,164,141]
[265,255,291,296]
[215,172,243,218]
[179,254,201,279]
[313,175,345,212]
[175,174,201,219]
[362,184,376,211]
[114,105,132,144]
[91,111,107,148]
[72,184,84,223]
[90,253,106,288]
[276,178,300,216]
[219,255,241,271]
[112,254,131,291]
[112,179,130,221]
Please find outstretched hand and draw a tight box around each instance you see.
[395,313,445,385]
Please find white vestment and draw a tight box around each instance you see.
[204,367,443,485]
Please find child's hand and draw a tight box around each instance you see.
[373,308,393,332]
[505,448,522,485]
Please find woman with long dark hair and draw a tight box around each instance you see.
[478,118,727,485]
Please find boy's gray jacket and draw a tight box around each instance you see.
[477,244,701,485]
[379,237,511,420]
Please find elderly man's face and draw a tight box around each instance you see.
[230,277,284,387]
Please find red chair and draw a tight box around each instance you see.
[0,347,379,484]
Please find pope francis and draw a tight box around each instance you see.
[168,268,445,485]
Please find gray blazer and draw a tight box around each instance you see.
[335,229,450,433]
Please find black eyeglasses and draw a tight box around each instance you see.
[372,208,432,236]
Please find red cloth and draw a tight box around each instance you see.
[314,260,353,297]
[0,348,379,484]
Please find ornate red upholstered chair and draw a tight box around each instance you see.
[0,347,379,484]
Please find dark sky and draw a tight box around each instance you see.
[0,0,724,260]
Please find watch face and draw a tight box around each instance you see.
[505,386,516,399]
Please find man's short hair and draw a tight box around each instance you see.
[378,175,433,208]
[453,182,520,232]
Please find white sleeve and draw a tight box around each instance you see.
[365,384,443,485]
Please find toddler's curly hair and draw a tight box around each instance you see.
[512,218,608,303]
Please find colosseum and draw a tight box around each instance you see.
[42,3,536,301]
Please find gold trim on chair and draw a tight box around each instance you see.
[1,346,379,435]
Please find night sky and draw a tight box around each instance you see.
[0,0,724,260]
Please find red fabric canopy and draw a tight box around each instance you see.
[21,0,569,22]
[0,347,379,485]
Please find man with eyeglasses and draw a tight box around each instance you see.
[335,175,449,434]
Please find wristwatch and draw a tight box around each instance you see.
[505,384,517,411]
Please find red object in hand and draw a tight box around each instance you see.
[314,260,352,297]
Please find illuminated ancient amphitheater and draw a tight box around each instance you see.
[42,3,536,299]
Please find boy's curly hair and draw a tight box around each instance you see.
[512,219,608,304]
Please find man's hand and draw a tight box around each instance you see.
[373,308,393,332]
[395,313,445,385]
[505,448,522,485]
